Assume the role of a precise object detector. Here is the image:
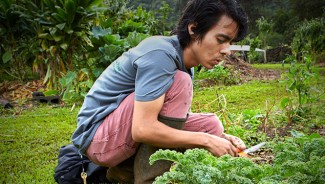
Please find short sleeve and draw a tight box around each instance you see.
[133,50,177,101]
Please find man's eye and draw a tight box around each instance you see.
[217,38,226,44]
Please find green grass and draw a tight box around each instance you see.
[192,80,289,114]
[252,63,325,74]
[252,63,291,71]
[0,106,78,183]
[0,64,324,183]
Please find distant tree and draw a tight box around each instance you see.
[256,17,273,49]
[291,17,325,62]
[128,0,178,32]
[237,0,266,36]
[289,0,325,21]
[0,0,38,81]
[175,0,188,13]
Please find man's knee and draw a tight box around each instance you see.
[166,70,193,106]
[207,115,224,136]
[160,70,193,119]
[172,70,193,97]
[184,113,224,136]
[197,114,224,136]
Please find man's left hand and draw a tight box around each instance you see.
[221,133,246,151]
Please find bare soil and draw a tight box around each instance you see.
[245,148,274,165]
[225,54,282,81]
[0,80,47,111]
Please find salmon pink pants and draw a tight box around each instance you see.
[86,70,224,167]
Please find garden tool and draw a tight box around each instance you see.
[237,142,266,157]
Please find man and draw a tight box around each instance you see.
[72,0,249,183]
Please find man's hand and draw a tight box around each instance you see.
[221,133,246,151]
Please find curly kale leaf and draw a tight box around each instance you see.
[273,137,325,164]
[273,136,325,183]
[258,175,284,184]
[150,136,325,184]
[153,171,187,184]
[287,173,314,184]
[150,149,265,184]
[316,168,325,184]
[151,149,224,183]
[149,149,183,165]
[273,150,305,164]
[303,138,325,159]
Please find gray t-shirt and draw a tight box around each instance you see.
[72,35,192,153]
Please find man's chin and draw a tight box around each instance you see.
[204,65,214,70]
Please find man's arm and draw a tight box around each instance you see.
[131,94,239,157]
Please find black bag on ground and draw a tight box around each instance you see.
[54,144,110,184]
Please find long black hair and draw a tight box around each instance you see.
[172,0,248,49]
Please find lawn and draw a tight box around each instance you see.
[0,64,324,183]
[0,106,77,183]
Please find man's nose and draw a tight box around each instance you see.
[220,45,231,56]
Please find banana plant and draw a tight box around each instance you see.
[29,0,104,88]
[0,0,37,81]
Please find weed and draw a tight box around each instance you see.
[281,53,322,125]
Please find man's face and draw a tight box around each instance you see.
[184,15,239,69]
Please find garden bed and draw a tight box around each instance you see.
[0,63,324,183]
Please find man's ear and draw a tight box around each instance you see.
[188,23,197,36]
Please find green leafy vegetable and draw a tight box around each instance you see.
[150,135,325,184]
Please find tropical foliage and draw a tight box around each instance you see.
[0,0,169,102]
[0,0,37,81]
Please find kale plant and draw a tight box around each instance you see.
[150,135,325,184]
[150,149,266,184]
